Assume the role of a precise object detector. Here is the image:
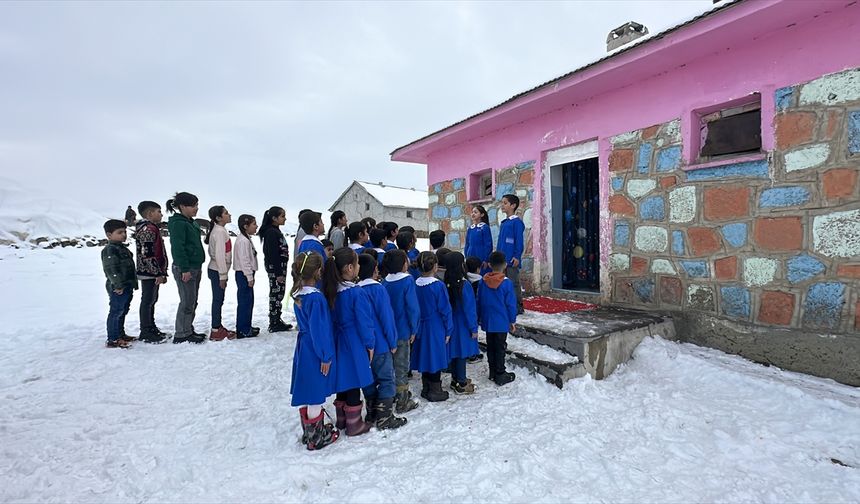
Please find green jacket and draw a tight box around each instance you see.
[102,241,138,290]
[167,213,205,272]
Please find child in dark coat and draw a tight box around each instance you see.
[324,247,376,437]
[102,219,138,348]
[412,252,453,402]
[166,192,206,345]
[478,251,518,386]
[357,254,407,429]
[134,201,169,343]
[258,206,293,333]
[290,251,339,450]
[382,250,421,413]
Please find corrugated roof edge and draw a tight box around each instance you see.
[390,0,744,157]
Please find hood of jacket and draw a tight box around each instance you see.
[482,271,506,289]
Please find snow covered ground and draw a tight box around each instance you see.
[1,245,859,503]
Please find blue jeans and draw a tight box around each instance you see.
[235,271,254,336]
[450,357,467,384]
[106,281,133,342]
[208,268,226,329]
[362,350,396,401]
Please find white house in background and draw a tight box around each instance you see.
[328,180,429,237]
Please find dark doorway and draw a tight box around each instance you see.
[561,157,600,291]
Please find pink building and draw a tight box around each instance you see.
[392,0,860,385]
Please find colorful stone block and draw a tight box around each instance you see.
[759,186,811,208]
[640,196,665,221]
[786,254,825,284]
[672,230,685,256]
[803,282,846,330]
[721,223,748,248]
[720,286,751,319]
[849,110,860,154]
[813,209,860,258]
[680,260,709,278]
[614,221,630,247]
[656,145,682,172]
[637,143,653,174]
[685,160,769,181]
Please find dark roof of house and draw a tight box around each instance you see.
[390,0,743,157]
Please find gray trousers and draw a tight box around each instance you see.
[173,265,201,338]
[393,338,411,387]
[505,265,524,313]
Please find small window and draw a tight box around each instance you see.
[469,170,493,200]
[365,202,370,211]
[406,210,413,218]
[698,96,761,161]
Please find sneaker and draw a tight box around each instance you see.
[173,333,206,344]
[139,331,167,344]
[106,339,131,349]
[251,327,261,336]
[450,380,476,395]
[467,353,484,362]
[210,327,228,341]
[119,334,138,342]
[268,320,293,333]
[493,372,516,386]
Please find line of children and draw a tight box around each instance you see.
[205,205,236,341]
[356,254,407,429]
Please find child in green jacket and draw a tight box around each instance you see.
[102,219,138,349]
[166,191,206,344]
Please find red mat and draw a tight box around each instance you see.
[523,296,598,314]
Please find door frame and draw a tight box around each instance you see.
[544,140,599,291]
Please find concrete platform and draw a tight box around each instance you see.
[488,307,676,388]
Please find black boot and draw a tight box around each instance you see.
[268,320,293,332]
[423,377,449,402]
[375,398,407,430]
[394,385,418,413]
[493,371,516,386]
[364,398,377,424]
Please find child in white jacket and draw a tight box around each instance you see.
[233,214,260,339]
[206,205,235,341]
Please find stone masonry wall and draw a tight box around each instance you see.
[428,162,536,291]
[608,67,860,334]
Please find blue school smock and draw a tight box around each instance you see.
[349,243,367,255]
[449,281,479,359]
[497,215,525,268]
[465,222,493,268]
[290,287,337,406]
[371,247,386,269]
[332,282,376,391]
[382,272,420,343]
[477,276,518,333]
[411,277,453,373]
[385,242,397,252]
[297,235,326,260]
[358,279,398,354]
[406,248,421,279]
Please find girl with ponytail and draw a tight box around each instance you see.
[206,205,235,341]
[323,247,376,437]
[258,206,293,333]
[166,192,206,344]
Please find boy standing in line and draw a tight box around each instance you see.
[102,219,138,348]
[497,194,525,314]
[477,251,517,385]
[135,201,169,343]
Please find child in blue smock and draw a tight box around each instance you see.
[396,230,421,280]
[296,211,327,260]
[443,251,479,394]
[381,221,399,252]
[368,228,388,271]
[478,251,518,386]
[412,251,453,402]
[289,251,339,450]
[465,204,493,274]
[357,254,407,429]
[382,249,421,413]
[497,194,525,314]
[324,247,376,437]
[346,221,369,255]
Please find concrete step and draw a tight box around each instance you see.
[479,306,676,388]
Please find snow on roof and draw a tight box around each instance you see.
[356,181,428,209]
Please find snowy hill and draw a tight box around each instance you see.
[0,177,107,246]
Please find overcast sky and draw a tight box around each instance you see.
[0,0,713,220]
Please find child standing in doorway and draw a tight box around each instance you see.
[465,204,492,274]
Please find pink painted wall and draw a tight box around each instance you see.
[411,0,860,274]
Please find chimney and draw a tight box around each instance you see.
[606,21,649,52]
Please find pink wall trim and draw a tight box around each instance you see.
[408,0,859,278]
